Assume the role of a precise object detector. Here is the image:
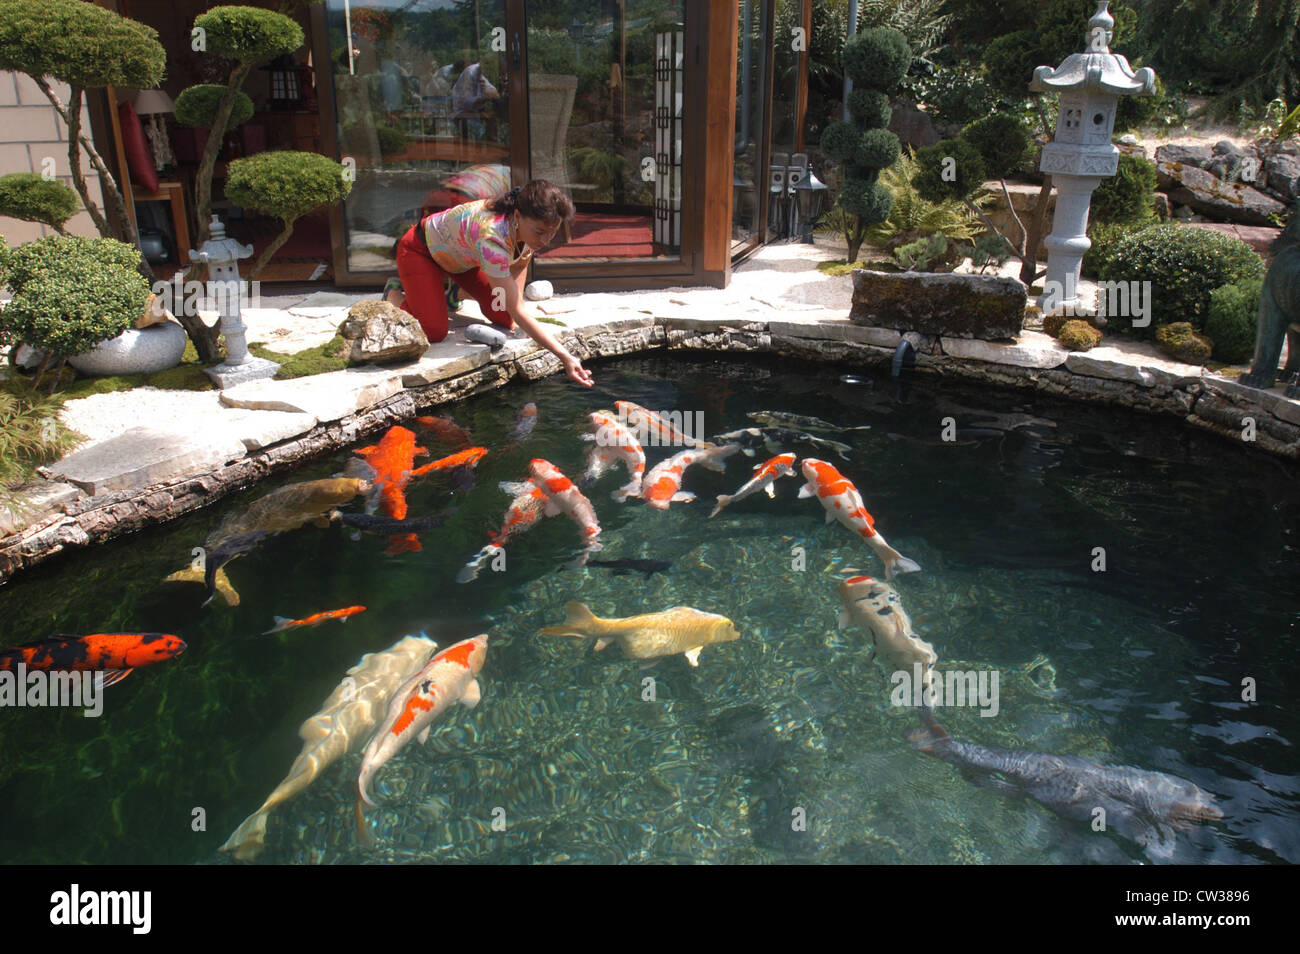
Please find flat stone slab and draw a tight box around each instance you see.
[1156,160,1285,226]
[850,270,1028,340]
[943,331,1070,369]
[769,317,901,348]
[400,341,492,386]
[1064,341,1204,389]
[1202,375,1300,426]
[45,426,247,495]
[219,367,403,421]
[0,479,83,537]
[212,409,319,452]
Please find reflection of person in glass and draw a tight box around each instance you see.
[447,53,499,139]
[390,180,593,387]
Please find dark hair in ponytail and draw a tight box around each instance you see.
[489,179,575,240]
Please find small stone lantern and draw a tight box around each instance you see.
[1031,1,1155,314]
[190,215,280,388]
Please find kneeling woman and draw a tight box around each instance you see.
[391,179,593,387]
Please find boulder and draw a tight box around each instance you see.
[889,98,940,149]
[1116,134,1148,160]
[1213,140,1245,157]
[1153,144,1212,169]
[336,300,429,364]
[1265,153,1300,200]
[1155,160,1286,226]
[849,270,1028,340]
[524,280,554,301]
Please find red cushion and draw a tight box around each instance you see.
[118,100,159,193]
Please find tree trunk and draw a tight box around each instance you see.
[246,218,297,281]
[192,63,253,253]
[1020,177,1054,286]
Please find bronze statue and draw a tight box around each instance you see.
[1242,201,1300,396]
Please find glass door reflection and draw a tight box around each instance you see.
[325,0,511,275]
[526,0,685,263]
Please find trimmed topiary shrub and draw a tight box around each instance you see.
[1101,224,1265,337]
[0,173,79,233]
[960,114,1034,180]
[913,138,987,204]
[1058,319,1103,351]
[1155,321,1213,364]
[1205,278,1264,364]
[839,179,894,221]
[842,27,911,90]
[1090,154,1158,225]
[174,85,255,133]
[859,128,902,169]
[847,89,891,129]
[820,121,861,161]
[0,235,149,387]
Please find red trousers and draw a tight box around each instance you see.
[394,224,514,342]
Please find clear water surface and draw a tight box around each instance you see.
[0,355,1296,864]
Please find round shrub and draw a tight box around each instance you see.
[904,65,997,127]
[194,6,303,63]
[1058,319,1102,351]
[961,113,1033,180]
[858,128,901,169]
[225,151,352,222]
[1155,322,1213,364]
[375,124,407,156]
[820,121,861,161]
[848,89,891,130]
[843,27,912,91]
[1205,278,1263,364]
[0,173,79,230]
[839,178,893,223]
[1082,221,1146,278]
[174,85,256,132]
[981,30,1039,99]
[1090,154,1157,225]
[913,139,987,203]
[1102,224,1265,337]
[0,236,148,361]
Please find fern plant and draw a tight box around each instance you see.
[864,148,988,253]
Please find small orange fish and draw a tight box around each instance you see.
[415,415,471,447]
[410,446,488,478]
[264,606,367,635]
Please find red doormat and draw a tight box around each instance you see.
[541,212,655,259]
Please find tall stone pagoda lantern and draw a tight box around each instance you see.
[190,214,279,388]
[1031,1,1155,314]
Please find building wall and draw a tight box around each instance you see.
[0,71,107,247]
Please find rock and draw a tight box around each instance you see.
[1213,140,1245,157]
[889,98,940,149]
[1172,203,1194,220]
[44,426,248,496]
[220,367,404,421]
[1155,160,1286,226]
[1154,144,1212,169]
[11,343,46,371]
[67,322,188,376]
[336,300,429,364]
[1152,192,1173,219]
[136,293,176,330]
[941,331,1069,369]
[1116,135,1147,160]
[1265,153,1300,199]
[1186,222,1282,260]
[849,270,1027,340]
[524,280,554,301]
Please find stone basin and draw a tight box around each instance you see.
[67,322,188,377]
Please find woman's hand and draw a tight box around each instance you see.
[563,353,594,387]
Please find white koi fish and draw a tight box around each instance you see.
[798,458,921,579]
[582,410,646,502]
[837,575,937,694]
[614,400,708,448]
[356,634,488,809]
[640,443,740,510]
[709,452,797,518]
[529,458,603,559]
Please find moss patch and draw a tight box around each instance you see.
[55,339,213,401]
[249,335,350,379]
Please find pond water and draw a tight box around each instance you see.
[1,355,1297,865]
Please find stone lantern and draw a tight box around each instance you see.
[1030,1,1155,314]
[190,214,280,388]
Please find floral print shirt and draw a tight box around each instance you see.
[420,199,531,279]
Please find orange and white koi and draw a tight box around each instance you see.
[583,410,646,501]
[264,605,367,635]
[709,452,798,518]
[798,458,921,579]
[614,400,708,449]
[529,459,602,557]
[455,478,550,583]
[356,635,488,808]
[640,443,741,510]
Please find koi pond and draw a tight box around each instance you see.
[1,354,1297,865]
